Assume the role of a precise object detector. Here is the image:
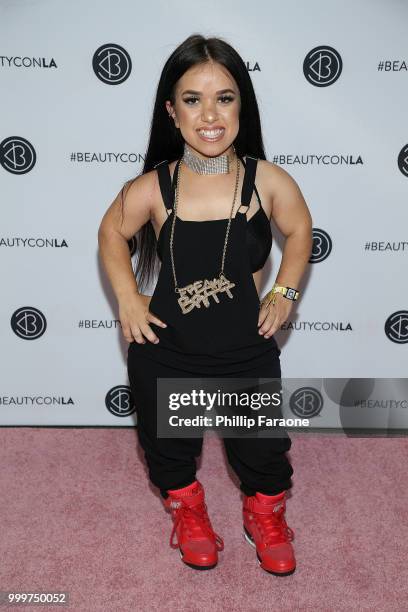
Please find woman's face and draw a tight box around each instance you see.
[166,61,241,159]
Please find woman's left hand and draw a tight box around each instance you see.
[257,292,293,338]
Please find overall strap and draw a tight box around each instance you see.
[240,155,258,209]
[155,156,257,213]
[154,158,182,215]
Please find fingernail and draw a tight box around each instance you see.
[154,339,159,344]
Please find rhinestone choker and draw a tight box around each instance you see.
[182,143,236,174]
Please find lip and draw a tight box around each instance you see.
[196,127,225,142]
[196,126,225,131]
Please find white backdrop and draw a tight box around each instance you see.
[1,0,407,425]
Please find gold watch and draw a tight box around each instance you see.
[261,283,300,307]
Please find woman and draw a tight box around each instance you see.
[98,34,313,576]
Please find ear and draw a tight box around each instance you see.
[165,100,179,129]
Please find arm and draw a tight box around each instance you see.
[258,164,313,337]
[98,171,167,344]
[98,173,153,301]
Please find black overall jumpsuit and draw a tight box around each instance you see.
[127,155,293,498]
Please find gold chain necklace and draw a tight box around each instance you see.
[169,157,241,315]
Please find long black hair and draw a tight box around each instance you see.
[121,33,267,292]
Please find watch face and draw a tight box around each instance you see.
[286,288,296,300]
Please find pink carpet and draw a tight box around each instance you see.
[0,428,407,611]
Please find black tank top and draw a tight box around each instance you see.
[157,156,272,273]
[130,154,280,375]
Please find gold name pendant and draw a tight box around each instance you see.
[170,153,241,315]
[177,273,235,314]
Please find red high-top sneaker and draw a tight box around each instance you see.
[243,490,296,576]
[164,480,224,570]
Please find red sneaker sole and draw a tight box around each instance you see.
[243,527,296,576]
[178,548,218,570]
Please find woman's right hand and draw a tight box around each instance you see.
[119,293,167,344]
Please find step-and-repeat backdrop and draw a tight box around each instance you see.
[1,1,407,426]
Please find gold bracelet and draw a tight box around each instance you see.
[260,289,277,308]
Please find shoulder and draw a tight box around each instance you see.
[118,166,163,226]
[121,165,160,203]
[256,159,301,198]
[256,159,306,212]
[252,158,310,226]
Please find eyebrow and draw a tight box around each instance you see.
[181,89,236,95]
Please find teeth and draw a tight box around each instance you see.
[198,129,224,137]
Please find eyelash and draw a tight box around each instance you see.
[183,95,235,105]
